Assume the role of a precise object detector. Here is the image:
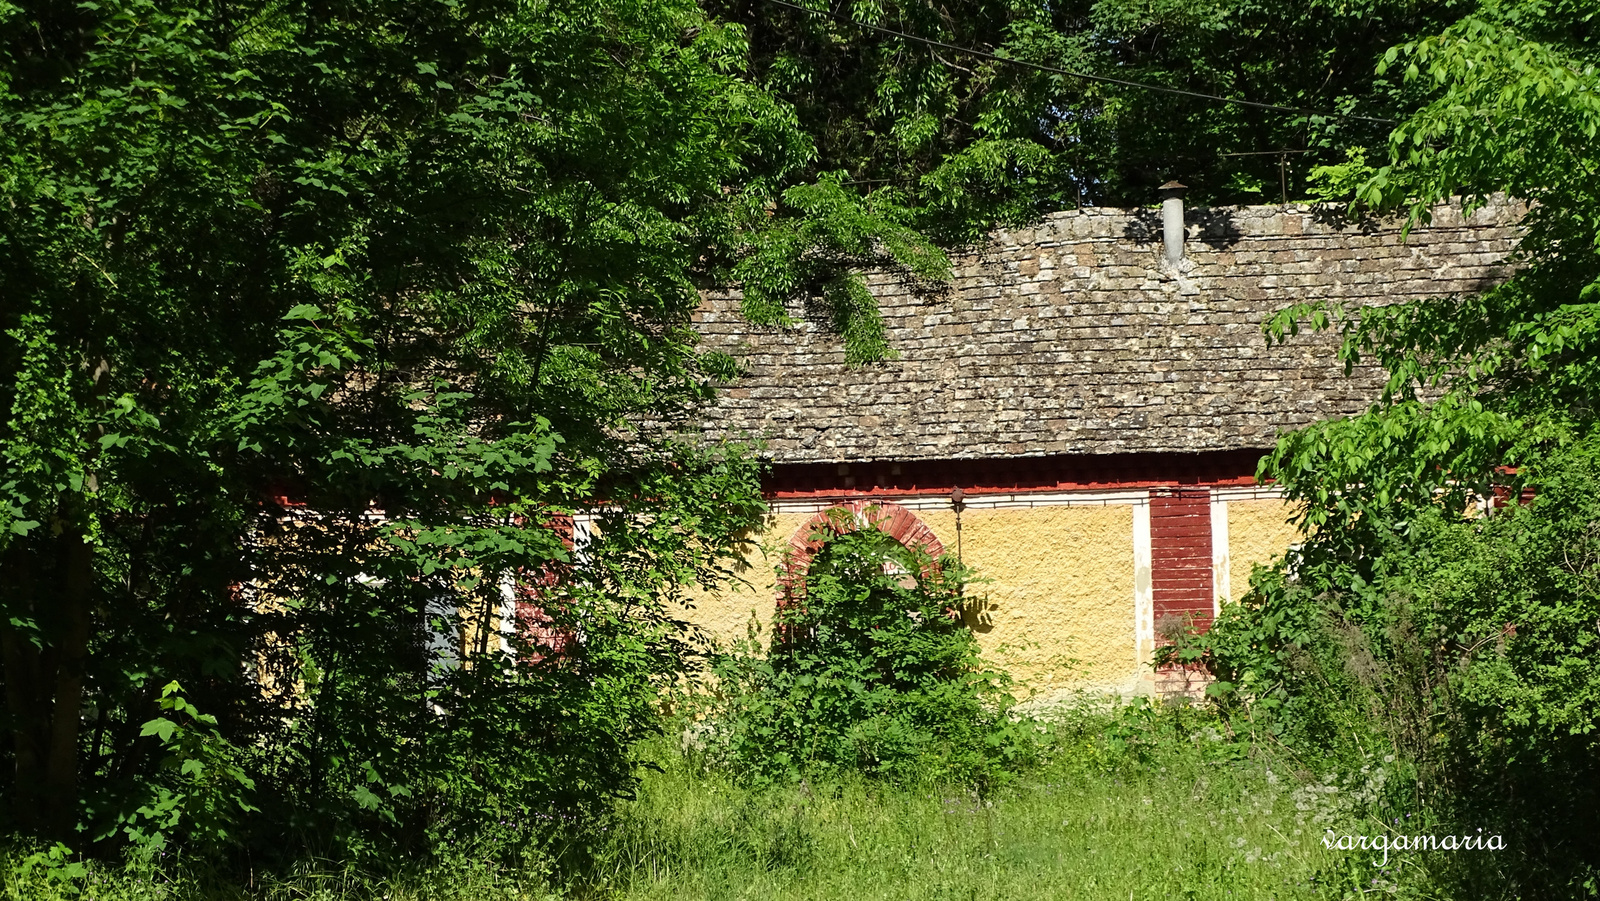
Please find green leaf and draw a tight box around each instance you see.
[140,718,178,743]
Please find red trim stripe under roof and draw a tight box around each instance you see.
[765,449,1267,500]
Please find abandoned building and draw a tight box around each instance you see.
[679,192,1523,697]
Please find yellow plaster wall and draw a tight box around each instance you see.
[1225,499,1302,602]
[918,505,1138,692]
[678,503,1142,694]
[673,512,810,651]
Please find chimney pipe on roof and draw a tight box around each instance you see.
[1159,181,1187,265]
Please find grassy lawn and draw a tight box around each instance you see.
[9,715,1369,901]
[574,734,1344,901]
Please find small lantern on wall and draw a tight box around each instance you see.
[950,487,966,577]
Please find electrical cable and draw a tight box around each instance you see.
[747,0,1398,126]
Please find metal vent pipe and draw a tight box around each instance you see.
[1159,181,1187,264]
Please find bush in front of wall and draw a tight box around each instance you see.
[696,524,1038,787]
[1168,434,1600,897]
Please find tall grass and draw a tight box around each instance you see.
[575,721,1341,900]
[8,708,1363,900]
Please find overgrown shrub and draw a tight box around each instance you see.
[1,0,782,876]
[696,523,1037,787]
[1172,435,1600,896]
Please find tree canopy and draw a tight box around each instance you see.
[1184,4,1600,891]
[708,0,1468,232]
[0,0,903,854]
[1264,0,1600,532]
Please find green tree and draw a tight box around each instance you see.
[1180,438,1600,895]
[1179,3,1600,891]
[708,0,1468,224]
[0,0,917,856]
[1079,0,1463,204]
[1264,0,1599,533]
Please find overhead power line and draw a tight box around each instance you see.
[748,0,1398,126]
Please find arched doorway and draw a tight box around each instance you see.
[778,501,945,605]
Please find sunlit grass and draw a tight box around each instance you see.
[7,710,1355,901]
[577,726,1341,901]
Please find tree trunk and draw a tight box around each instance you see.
[0,541,44,831]
[0,528,95,842]
[44,530,94,840]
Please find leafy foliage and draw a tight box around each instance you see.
[698,524,1034,787]
[0,0,891,865]
[1263,0,1600,534]
[1177,437,1600,896]
[1169,5,1600,895]
[107,682,259,857]
[711,0,1466,223]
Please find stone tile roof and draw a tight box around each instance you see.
[695,199,1522,464]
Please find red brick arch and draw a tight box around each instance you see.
[778,501,945,603]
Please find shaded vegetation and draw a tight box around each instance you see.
[4,705,1353,901]
[695,522,1036,787]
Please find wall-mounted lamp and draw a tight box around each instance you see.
[950,488,966,587]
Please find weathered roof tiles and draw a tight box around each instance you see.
[695,198,1523,464]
